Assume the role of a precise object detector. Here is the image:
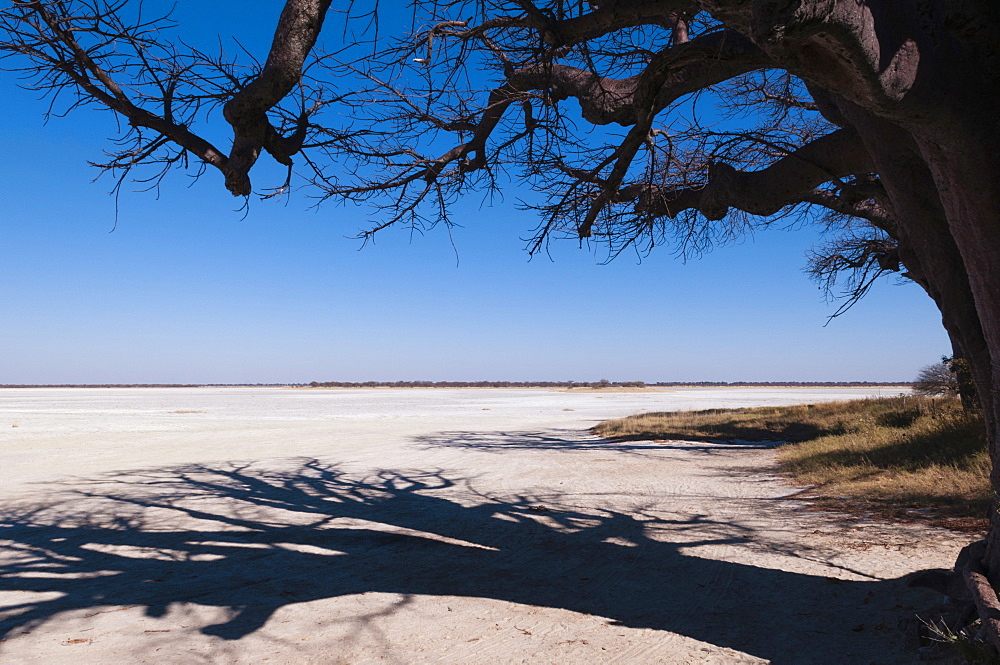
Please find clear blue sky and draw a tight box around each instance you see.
[0,2,948,384]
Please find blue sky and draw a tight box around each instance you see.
[0,2,949,384]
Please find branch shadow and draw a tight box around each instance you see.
[412,428,781,453]
[0,457,936,663]
[599,420,826,445]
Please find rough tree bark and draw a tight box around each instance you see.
[759,1,1000,575]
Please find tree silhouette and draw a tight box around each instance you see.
[3,0,1000,641]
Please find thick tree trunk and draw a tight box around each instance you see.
[836,105,994,413]
[916,132,1000,580]
[772,0,1000,619]
[832,93,1000,615]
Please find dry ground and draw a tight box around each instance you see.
[0,387,970,664]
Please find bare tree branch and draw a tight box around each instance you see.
[614,128,871,220]
[222,0,333,195]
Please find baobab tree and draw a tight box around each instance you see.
[3,0,1000,645]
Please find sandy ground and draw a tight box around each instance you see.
[0,387,970,664]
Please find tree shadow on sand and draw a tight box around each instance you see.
[0,456,940,663]
[412,428,781,453]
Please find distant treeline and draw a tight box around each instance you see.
[1,381,910,389]
[309,380,644,388]
[305,380,909,388]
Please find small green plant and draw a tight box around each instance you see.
[922,617,1000,664]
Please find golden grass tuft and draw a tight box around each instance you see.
[594,396,989,527]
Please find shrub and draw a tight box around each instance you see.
[913,362,959,397]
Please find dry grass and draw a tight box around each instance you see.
[594,396,989,527]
